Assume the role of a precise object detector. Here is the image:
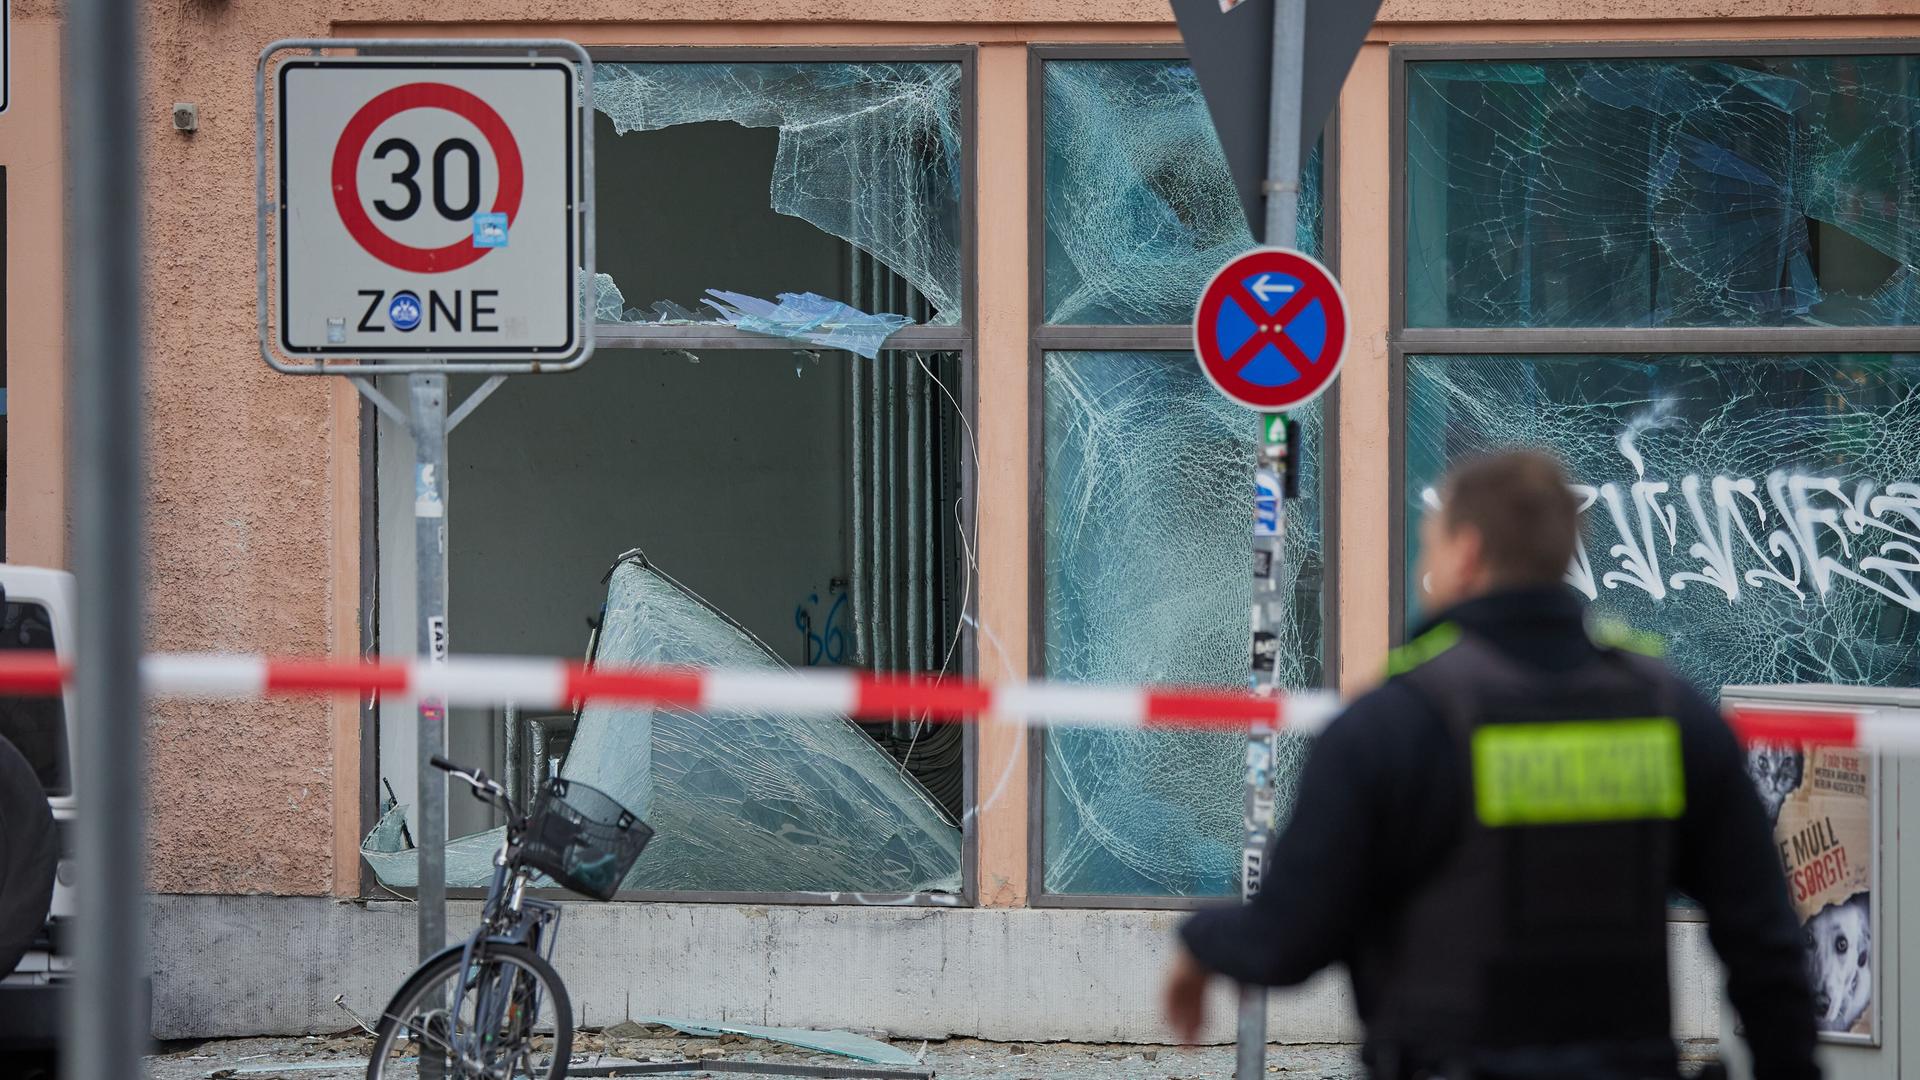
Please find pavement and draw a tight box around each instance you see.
[148,1031,1727,1079]
[147,1031,1370,1079]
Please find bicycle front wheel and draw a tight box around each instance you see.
[367,941,572,1080]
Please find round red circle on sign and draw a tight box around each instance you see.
[1192,247,1349,412]
[329,82,525,274]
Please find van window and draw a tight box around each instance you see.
[0,601,69,795]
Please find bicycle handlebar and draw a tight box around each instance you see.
[430,755,513,813]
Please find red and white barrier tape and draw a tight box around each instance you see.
[0,651,1906,750]
[0,652,1344,735]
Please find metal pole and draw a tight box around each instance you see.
[1238,1,1308,1076]
[65,0,148,1072]
[407,374,450,978]
[1264,0,1309,247]
[504,703,522,811]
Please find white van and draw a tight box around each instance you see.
[0,565,75,1051]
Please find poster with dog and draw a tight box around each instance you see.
[1747,742,1875,1043]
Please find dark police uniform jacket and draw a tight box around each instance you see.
[1179,586,1820,1080]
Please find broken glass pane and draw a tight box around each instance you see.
[1408,56,1920,328]
[593,63,963,325]
[1404,353,1920,691]
[1040,352,1323,895]
[366,555,963,894]
[1043,59,1323,325]
[700,290,911,359]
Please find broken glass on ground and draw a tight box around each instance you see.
[1408,56,1920,328]
[638,1018,920,1066]
[593,62,962,325]
[1405,353,1920,691]
[364,553,962,895]
[1042,59,1322,325]
[1039,352,1323,896]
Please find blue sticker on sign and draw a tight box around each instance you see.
[472,213,508,248]
[389,291,423,332]
[1254,470,1282,535]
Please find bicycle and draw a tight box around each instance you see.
[367,755,654,1080]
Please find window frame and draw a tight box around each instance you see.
[1387,39,1920,644]
[1390,41,1920,927]
[1024,43,1342,909]
[361,44,982,908]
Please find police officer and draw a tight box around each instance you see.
[1162,450,1819,1080]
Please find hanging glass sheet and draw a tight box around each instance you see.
[1043,59,1323,325]
[593,62,963,325]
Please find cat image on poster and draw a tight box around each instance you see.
[1804,894,1871,1033]
[1746,743,1804,827]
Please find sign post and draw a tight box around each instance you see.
[1242,7,1308,1069]
[258,40,594,985]
[1195,242,1346,1078]
[64,0,143,1076]
[1178,0,1362,1068]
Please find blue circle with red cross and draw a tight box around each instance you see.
[1192,247,1349,411]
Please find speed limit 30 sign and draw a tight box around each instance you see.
[275,58,581,359]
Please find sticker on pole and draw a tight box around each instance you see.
[275,58,581,359]
[1193,247,1348,412]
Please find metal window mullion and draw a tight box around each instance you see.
[1034,325,1194,352]
[592,323,968,352]
[1393,327,1920,356]
[1392,39,1920,66]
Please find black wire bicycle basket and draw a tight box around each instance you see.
[519,777,653,901]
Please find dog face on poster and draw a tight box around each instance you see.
[1804,894,1871,1033]
[1746,743,1804,828]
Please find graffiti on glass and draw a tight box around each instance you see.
[1423,425,1920,614]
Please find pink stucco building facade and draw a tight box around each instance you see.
[3,0,1918,1045]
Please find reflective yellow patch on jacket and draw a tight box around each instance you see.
[1385,622,1462,677]
[1472,718,1686,826]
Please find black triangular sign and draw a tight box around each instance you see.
[1170,0,1381,241]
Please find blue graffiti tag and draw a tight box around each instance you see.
[794,591,849,666]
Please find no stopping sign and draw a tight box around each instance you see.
[276,58,580,358]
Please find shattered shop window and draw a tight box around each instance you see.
[368,348,970,895]
[1403,353,1920,692]
[1407,56,1920,328]
[1043,59,1321,325]
[1034,58,1326,898]
[365,57,973,898]
[591,62,963,332]
[1040,351,1322,896]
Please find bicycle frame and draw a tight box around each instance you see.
[442,793,565,1075]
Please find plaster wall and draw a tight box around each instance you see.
[147,894,1726,1047]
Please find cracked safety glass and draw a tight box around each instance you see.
[591,62,963,328]
[1040,351,1324,896]
[1408,56,1920,328]
[1404,353,1920,691]
[1043,59,1322,325]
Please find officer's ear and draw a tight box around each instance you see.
[1454,522,1500,591]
